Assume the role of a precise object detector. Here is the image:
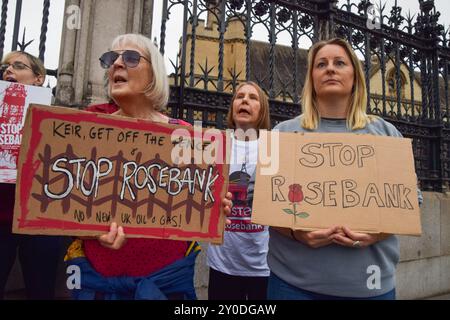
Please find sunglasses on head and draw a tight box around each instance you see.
[99,50,151,69]
[0,61,34,72]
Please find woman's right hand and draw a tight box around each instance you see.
[222,191,233,225]
[97,222,127,250]
[291,227,341,248]
[274,226,343,249]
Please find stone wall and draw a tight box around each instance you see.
[396,192,450,299]
[55,0,154,108]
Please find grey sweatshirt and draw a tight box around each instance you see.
[248,115,422,298]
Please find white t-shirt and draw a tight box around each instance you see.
[207,137,269,277]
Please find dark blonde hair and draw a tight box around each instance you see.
[301,38,376,130]
[2,51,46,79]
[226,81,271,130]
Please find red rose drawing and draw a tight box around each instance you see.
[288,184,303,203]
[283,183,309,219]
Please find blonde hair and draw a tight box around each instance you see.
[226,81,271,131]
[109,33,169,111]
[2,51,46,84]
[301,38,376,130]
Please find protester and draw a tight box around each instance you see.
[0,51,62,300]
[207,82,271,300]
[248,38,423,300]
[64,33,232,300]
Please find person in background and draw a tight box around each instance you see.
[207,81,271,300]
[0,51,62,300]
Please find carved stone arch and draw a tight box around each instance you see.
[386,67,407,98]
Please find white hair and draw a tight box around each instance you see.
[110,33,169,111]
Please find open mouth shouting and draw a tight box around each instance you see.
[113,74,128,85]
[237,107,251,116]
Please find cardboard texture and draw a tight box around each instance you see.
[13,105,228,244]
[252,131,422,236]
[0,81,52,183]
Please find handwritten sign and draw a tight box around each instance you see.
[13,105,228,244]
[0,81,52,183]
[252,131,422,235]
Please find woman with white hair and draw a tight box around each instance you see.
[64,34,232,300]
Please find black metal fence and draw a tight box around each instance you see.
[0,0,449,192]
[158,0,450,192]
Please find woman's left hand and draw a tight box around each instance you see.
[332,226,388,249]
[222,192,233,225]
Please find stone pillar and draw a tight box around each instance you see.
[55,0,154,107]
[313,0,338,41]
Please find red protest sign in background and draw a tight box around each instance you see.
[0,81,52,183]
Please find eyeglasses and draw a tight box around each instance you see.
[99,50,151,69]
[0,61,34,72]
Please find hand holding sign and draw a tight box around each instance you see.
[96,191,234,250]
[291,226,340,248]
[332,226,389,249]
[222,191,233,225]
[97,222,127,250]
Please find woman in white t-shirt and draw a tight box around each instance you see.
[207,81,271,300]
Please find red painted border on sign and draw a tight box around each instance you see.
[17,107,226,239]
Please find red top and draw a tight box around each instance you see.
[85,102,119,114]
[83,103,191,277]
[84,238,188,277]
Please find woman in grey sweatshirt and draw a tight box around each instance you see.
[249,38,422,300]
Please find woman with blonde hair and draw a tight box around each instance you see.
[248,38,422,300]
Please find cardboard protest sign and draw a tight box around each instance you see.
[252,131,422,236]
[13,105,228,244]
[0,81,52,183]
